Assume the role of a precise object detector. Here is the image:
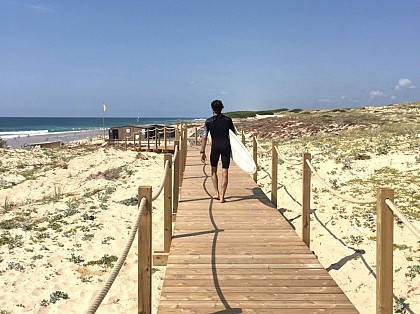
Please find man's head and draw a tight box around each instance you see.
[211,100,224,114]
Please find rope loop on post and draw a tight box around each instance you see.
[152,159,170,201]
[306,159,376,204]
[275,146,301,166]
[86,197,148,314]
[385,199,420,239]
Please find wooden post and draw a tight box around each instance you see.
[154,128,158,151]
[179,134,184,187]
[164,154,172,253]
[147,129,150,152]
[271,140,278,207]
[376,187,394,314]
[252,134,257,183]
[139,131,142,152]
[164,127,167,150]
[175,127,180,142]
[138,186,152,314]
[125,137,127,151]
[302,152,311,248]
[241,130,245,145]
[195,127,198,146]
[173,141,180,214]
[183,127,188,172]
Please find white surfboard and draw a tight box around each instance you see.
[229,129,256,174]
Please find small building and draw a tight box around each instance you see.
[108,125,176,141]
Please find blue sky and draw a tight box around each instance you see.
[1,1,419,117]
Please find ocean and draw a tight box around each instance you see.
[0,117,204,148]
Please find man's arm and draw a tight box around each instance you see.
[200,135,207,162]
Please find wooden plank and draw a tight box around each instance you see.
[158,300,356,309]
[159,309,359,314]
[161,286,346,294]
[162,279,340,288]
[164,268,329,276]
[157,145,358,313]
[160,293,350,301]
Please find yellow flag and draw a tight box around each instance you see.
[103,104,107,112]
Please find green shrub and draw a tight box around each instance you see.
[289,108,303,113]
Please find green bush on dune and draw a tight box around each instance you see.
[225,108,288,118]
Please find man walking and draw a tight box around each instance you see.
[200,100,236,203]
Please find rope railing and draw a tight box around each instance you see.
[86,197,148,313]
[254,136,271,153]
[83,131,188,313]
[274,146,301,166]
[235,129,418,314]
[385,199,420,239]
[152,160,170,201]
[172,144,179,163]
[306,159,376,205]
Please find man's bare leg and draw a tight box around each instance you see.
[220,168,229,203]
[211,166,219,199]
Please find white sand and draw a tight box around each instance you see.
[0,142,166,313]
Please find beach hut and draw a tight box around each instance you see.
[108,124,175,141]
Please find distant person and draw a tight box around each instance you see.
[200,100,235,203]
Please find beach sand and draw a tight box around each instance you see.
[0,141,166,313]
[1,103,419,313]
[5,130,105,149]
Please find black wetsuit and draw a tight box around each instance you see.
[203,114,235,169]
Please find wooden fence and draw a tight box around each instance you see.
[87,124,418,314]
[87,125,188,313]
[221,129,419,314]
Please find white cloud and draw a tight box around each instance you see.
[369,90,385,99]
[395,78,416,91]
[220,91,229,95]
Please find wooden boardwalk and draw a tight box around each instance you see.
[158,146,358,313]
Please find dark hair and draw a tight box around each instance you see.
[211,99,224,114]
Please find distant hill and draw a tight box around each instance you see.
[225,102,419,119]
[224,108,290,118]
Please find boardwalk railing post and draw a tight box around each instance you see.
[164,127,167,150]
[183,127,188,172]
[179,133,184,187]
[138,186,152,314]
[147,129,150,152]
[180,126,187,181]
[376,187,394,314]
[173,141,180,214]
[271,140,278,208]
[302,152,311,248]
[195,127,198,146]
[175,126,180,142]
[164,154,172,253]
[154,128,158,151]
[253,134,257,183]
